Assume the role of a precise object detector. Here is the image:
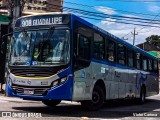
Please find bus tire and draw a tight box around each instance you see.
[81,85,105,111]
[42,100,61,107]
[138,86,146,104]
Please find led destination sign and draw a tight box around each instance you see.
[15,14,70,28]
[22,17,62,27]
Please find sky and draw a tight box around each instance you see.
[63,0,160,45]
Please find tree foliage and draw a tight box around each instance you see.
[146,35,160,49]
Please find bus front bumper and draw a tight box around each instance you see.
[6,77,73,101]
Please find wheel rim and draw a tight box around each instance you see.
[92,91,100,104]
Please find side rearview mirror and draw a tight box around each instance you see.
[1,42,5,54]
[1,33,13,54]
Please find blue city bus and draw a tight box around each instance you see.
[6,13,159,110]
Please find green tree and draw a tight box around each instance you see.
[146,35,160,49]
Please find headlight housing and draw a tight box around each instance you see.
[51,76,68,88]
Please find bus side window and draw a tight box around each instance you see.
[153,60,159,74]
[127,49,134,67]
[117,43,126,65]
[135,52,141,69]
[148,59,153,72]
[73,33,91,70]
[142,56,148,71]
[78,35,90,60]
[107,40,116,62]
[93,33,105,60]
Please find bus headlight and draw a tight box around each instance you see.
[51,76,68,88]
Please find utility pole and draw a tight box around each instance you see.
[7,0,26,27]
[131,28,138,45]
[13,0,21,26]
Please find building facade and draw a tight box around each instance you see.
[24,0,63,14]
[0,0,63,15]
[137,42,160,74]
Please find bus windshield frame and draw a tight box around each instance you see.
[10,28,70,66]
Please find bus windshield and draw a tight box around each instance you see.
[10,29,70,66]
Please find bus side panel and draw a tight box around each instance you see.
[89,60,120,100]
[113,66,127,99]
[90,61,117,100]
[146,73,159,97]
[72,64,92,101]
[127,69,139,98]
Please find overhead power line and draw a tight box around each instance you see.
[63,1,160,39]
[77,15,160,28]
[63,7,160,25]
[64,1,160,17]
[45,3,160,28]
[137,12,160,33]
[48,4,160,23]
[122,12,160,38]
[96,0,160,2]
[50,4,160,26]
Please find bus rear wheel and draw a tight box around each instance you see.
[81,86,105,111]
[42,100,61,107]
[140,86,146,103]
[137,86,146,104]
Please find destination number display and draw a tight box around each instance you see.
[15,14,70,27]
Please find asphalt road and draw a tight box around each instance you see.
[0,95,160,120]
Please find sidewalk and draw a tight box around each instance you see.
[0,95,79,105]
[0,83,79,105]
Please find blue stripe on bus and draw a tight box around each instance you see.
[91,58,159,76]
[92,58,134,70]
[57,66,72,78]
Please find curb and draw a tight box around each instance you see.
[0,96,80,105]
[0,96,38,103]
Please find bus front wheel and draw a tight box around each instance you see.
[81,85,105,111]
[42,100,61,107]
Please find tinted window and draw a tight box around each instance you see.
[107,40,116,62]
[117,43,126,65]
[153,60,158,73]
[136,52,141,69]
[78,35,90,60]
[143,56,148,71]
[93,33,104,59]
[148,59,153,72]
[127,49,134,67]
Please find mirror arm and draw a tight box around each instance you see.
[2,32,13,40]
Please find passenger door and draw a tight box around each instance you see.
[72,22,93,100]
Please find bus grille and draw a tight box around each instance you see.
[12,85,50,96]
[10,68,54,77]
[9,65,68,77]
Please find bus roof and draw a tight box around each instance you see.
[71,14,158,60]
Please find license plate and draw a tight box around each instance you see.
[23,89,34,95]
